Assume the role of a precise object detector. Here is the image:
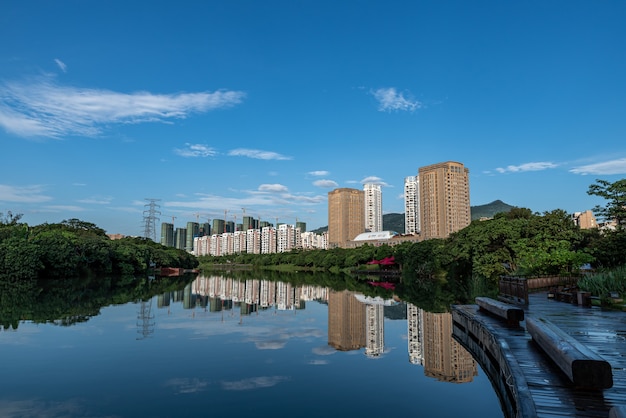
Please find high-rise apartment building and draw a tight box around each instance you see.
[160,222,174,247]
[328,188,365,247]
[418,161,470,240]
[404,176,420,234]
[363,183,383,233]
[186,222,200,251]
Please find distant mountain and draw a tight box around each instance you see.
[310,200,516,234]
[470,200,516,220]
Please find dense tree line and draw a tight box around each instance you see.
[0,215,198,281]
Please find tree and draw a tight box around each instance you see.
[587,179,626,228]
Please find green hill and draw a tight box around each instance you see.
[310,200,516,234]
[470,200,516,220]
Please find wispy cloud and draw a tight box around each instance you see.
[570,158,626,175]
[313,179,338,188]
[372,87,421,112]
[44,205,85,212]
[54,58,67,73]
[258,184,289,193]
[0,76,245,138]
[308,170,329,176]
[361,176,389,186]
[228,148,292,160]
[221,376,290,391]
[174,143,217,158]
[495,162,558,174]
[0,184,52,203]
[76,196,113,205]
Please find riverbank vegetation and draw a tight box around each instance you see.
[0,214,197,281]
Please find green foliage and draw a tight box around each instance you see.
[578,265,626,303]
[0,217,197,280]
[587,178,626,228]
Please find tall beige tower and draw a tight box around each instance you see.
[328,188,365,247]
[418,161,470,240]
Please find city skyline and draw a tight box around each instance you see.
[2,1,625,236]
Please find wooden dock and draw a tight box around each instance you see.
[452,292,626,418]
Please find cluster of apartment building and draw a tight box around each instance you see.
[159,160,474,254]
[160,216,331,256]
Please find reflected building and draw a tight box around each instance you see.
[422,310,477,383]
[328,290,366,351]
[184,275,330,313]
[365,303,385,357]
[407,303,424,365]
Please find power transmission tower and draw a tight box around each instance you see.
[142,198,161,241]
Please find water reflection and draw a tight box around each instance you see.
[0,273,503,417]
[173,274,478,383]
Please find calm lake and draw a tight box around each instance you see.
[0,274,504,418]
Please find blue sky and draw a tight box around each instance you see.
[1,1,625,235]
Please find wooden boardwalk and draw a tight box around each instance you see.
[453,293,626,418]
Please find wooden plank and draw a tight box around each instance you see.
[476,296,524,326]
[526,316,613,389]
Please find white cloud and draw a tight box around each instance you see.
[76,196,113,205]
[372,87,421,112]
[0,76,245,138]
[54,58,67,73]
[570,158,626,175]
[259,184,289,193]
[361,176,389,186]
[221,376,290,391]
[308,170,329,176]
[44,205,85,212]
[313,179,338,188]
[228,148,292,160]
[0,184,52,203]
[495,162,558,173]
[174,143,217,158]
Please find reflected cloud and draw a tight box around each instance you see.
[0,398,98,418]
[221,376,290,391]
[255,340,287,350]
[309,359,329,365]
[164,377,209,394]
[312,345,336,356]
